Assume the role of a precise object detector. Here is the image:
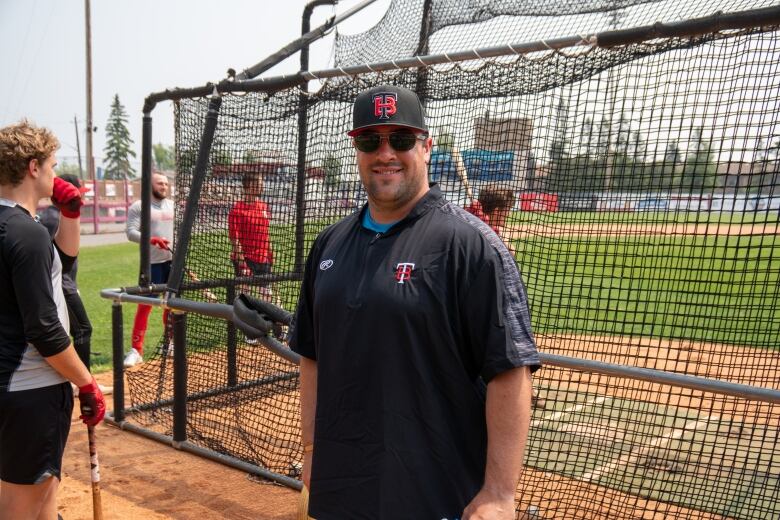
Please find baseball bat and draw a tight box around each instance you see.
[87,425,104,520]
[452,146,474,203]
[163,244,219,303]
[297,484,312,520]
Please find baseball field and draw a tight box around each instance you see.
[68,208,779,519]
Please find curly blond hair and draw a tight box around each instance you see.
[0,120,59,186]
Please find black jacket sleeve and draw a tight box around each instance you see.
[460,236,541,382]
[6,214,71,357]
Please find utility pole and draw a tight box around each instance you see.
[85,0,98,233]
[73,115,84,180]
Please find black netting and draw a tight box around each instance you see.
[333,0,780,66]
[121,5,779,518]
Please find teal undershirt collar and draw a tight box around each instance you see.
[362,209,396,233]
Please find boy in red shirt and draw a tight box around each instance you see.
[228,173,273,300]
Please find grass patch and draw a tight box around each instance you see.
[78,242,165,373]
[77,217,779,374]
[515,234,780,348]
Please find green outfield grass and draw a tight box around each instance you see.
[514,233,780,349]
[78,242,165,373]
[187,221,779,349]
[78,217,779,373]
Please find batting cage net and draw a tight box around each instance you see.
[120,0,779,518]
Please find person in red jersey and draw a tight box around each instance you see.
[229,172,274,300]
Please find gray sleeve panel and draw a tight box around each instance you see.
[489,232,542,374]
[8,345,68,391]
[448,204,541,381]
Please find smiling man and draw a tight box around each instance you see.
[290,85,541,519]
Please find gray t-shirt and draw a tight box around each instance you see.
[125,197,175,264]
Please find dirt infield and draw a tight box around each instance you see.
[518,467,729,520]
[57,334,778,519]
[538,333,779,385]
[58,372,299,520]
[537,333,780,425]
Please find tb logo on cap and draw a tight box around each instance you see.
[373,93,397,119]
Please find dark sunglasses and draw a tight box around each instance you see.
[352,131,428,153]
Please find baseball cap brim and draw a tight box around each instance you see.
[347,123,428,137]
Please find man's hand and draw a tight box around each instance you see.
[150,236,171,251]
[462,488,516,520]
[77,377,106,426]
[238,261,251,277]
[51,177,84,218]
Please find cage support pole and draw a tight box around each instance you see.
[111,301,125,423]
[141,5,780,106]
[235,0,378,80]
[166,94,222,296]
[413,0,434,98]
[293,2,336,274]
[172,311,188,444]
[226,282,238,387]
[139,114,153,286]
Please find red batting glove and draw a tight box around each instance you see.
[150,236,171,251]
[51,177,84,218]
[77,377,106,426]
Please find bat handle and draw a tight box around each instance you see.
[88,425,104,520]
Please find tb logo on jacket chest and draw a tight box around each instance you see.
[394,262,415,284]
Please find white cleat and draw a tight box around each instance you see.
[123,349,144,368]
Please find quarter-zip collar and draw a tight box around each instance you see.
[357,184,445,237]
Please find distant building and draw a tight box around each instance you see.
[473,115,534,191]
[473,115,533,152]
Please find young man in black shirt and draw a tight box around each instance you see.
[0,121,105,519]
[290,86,540,519]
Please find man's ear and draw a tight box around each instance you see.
[27,158,40,178]
[422,136,433,164]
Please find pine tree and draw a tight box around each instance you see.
[153,143,176,171]
[680,127,717,192]
[103,94,136,179]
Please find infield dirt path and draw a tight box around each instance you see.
[58,373,299,520]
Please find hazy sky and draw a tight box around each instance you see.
[0,0,390,166]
